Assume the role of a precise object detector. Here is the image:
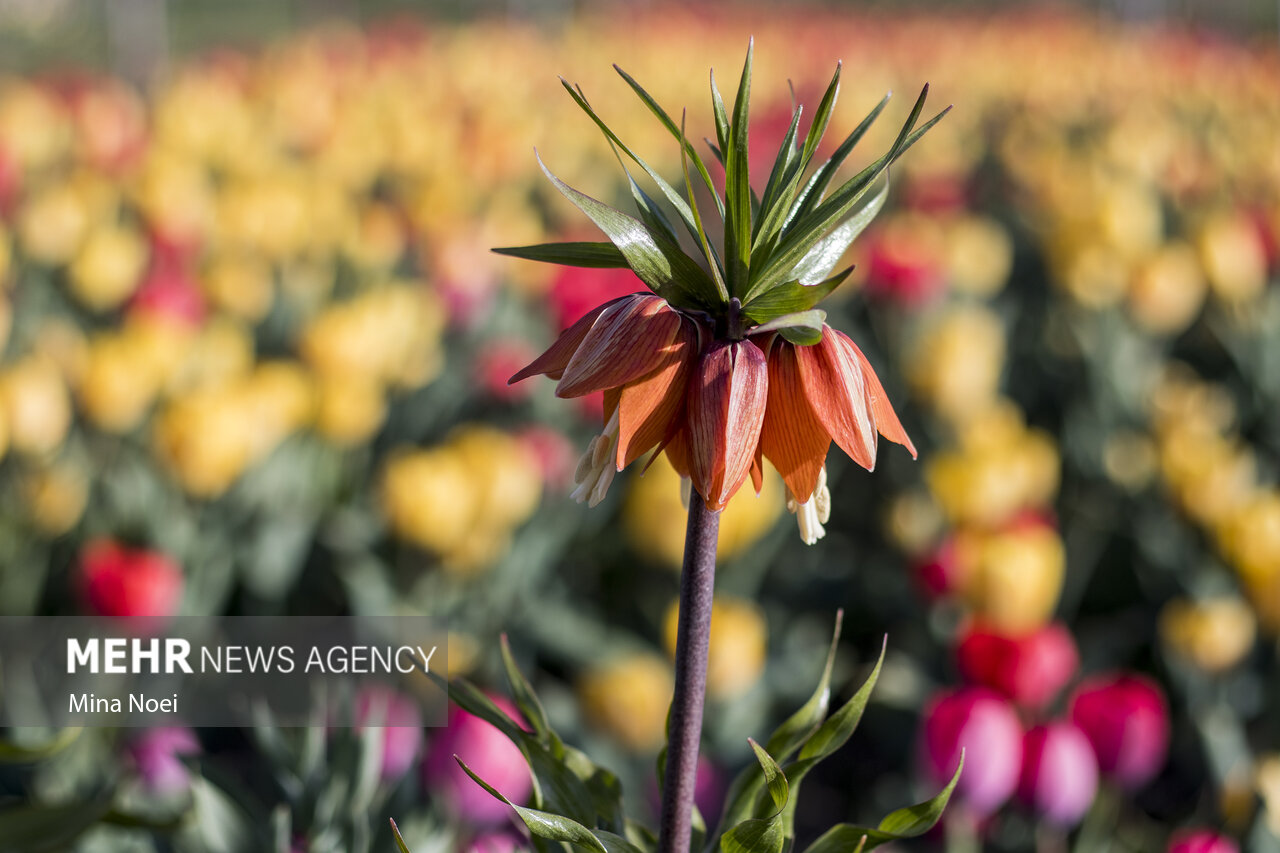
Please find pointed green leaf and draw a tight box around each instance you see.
[492,242,629,269]
[753,105,802,242]
[797,754,963,853]
[742,265,852,324]
[877,752,963,835]
[444,676,527,745]
[723,39,754,297]
[614,64,724,218]
[755,87,945,300]
[786,93,890,231]
[750,310,826,346]
[778,179,887,296]
[717,614,843,842]
[766,611,843,760]
[561,80,702,247]
[499,635,558,750]
[679,110,729,301]
[721,817,784,853]
[710,69,730,157]
[390,818,413,853]
[798,63,841,174]
[525,741,599,826]
[799,638,886,762]
[456,757,607,853]
[594,831,649,853]
[537,152,714,306]
[747,740,789,819]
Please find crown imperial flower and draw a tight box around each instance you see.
[503,42,947,540]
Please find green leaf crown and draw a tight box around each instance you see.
[494,40,951,343]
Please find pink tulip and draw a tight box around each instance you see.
[354,684,423,782]
[128,726,200,795]
[1069,673,1169,790]
[956,622,1079,711]
[1168,829,1239,853]
[79,539,183,632]
[920,687,1023,816]
[1017,722,1098,827]
[423,697,532,825]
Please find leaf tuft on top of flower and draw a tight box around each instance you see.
[495,41,951,327]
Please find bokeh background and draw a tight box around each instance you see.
[1,1,1279,851]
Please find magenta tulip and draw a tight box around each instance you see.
[1069,672,1169,790]
[423,696,533,824]
[1017,722,1098,827]
[920,687,1024,816]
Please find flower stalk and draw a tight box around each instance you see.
[659,497,721,853]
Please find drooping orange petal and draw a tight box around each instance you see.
[557,295,681,398]
[509,297,624,384]
[660,422,692,478]
[616,318,695,469]
[794,326,877,471]
[836,332,917,458]
[688,339,768,511]
[749,444,764,495]
[760,340,831,500]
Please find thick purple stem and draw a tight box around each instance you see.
[657,496,721,853]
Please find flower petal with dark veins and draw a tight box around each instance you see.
[760,339,831,500]
[688,339,768,510]
[837,332,917,458]
[557,294,681,398]
[795,326,876,471]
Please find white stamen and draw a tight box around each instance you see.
[570,407,621,507]
[787,466,831,545]
[679,476,692,510]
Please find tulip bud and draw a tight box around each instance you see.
[1069,673,1169,790]
[128,726,200,795]
[956,622,1079,711]
[78,539,183,632]
[1017,722,1098,827]
[663,597,766,700]
[920,687,1023,816]
[578,652,673,752]
[1167,829,1239,853]
[423,697,532,825]
[353,685,423,782]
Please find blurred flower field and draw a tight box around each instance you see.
[1,5,1279,852]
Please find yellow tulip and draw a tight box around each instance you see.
[578,652,673,752]
[663,597,766,699]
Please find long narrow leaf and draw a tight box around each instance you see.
[799,63,842,172]
[681,109,729,301]
[492,242,629,269]
[723,39,754,297]
[614,64,724,219]
[456,758,609,853]
[536,151,714,306]
[710,69,730,156]
[753,87,937,298]
[786,93,890,231]
[499,635,558,750]
[742,264,853,324]
[753,105,802,242]
[562,80,703,246]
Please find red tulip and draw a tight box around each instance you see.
[956,621,1079,711]
[1017,722,1098,827]
[920,687,1024,816]
[1069,672,1169,790]
[79,539,183,632]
